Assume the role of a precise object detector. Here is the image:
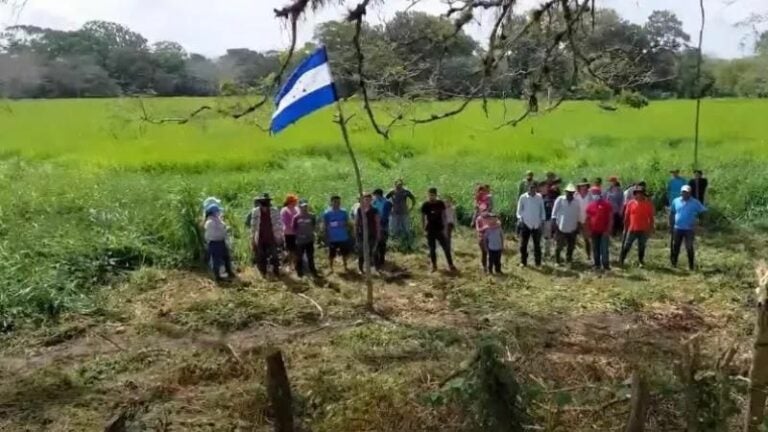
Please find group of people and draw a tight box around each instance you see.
[511,168,708,272]
[199,169,708,281]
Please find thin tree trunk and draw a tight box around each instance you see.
[266,350,294,432]
[745,261,768,431]
[624,371,649,432]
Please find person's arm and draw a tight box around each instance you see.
[516,195,524,220]
[322,213,330,241]
[374,213,382,241]
[606,204,614,234]
[385,190,394,200]
[623,202,631,230]
[539,197,546,223]
[668,202,676,230]
[407,191,416,210]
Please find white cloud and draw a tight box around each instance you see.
[1,0,763,58]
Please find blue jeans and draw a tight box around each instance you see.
[671,229,695,269]
[208,240,233,280]
[620,231,648,264]
[389,214,411,238]
[591,233,610,269]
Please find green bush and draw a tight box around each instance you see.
[617,90,649,109]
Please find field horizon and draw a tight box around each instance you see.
[1,96,767,431]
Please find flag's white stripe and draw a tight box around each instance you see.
[273,63,333,119]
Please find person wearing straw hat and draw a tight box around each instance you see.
[669,184,707,270]
[552,183,581,265]
[246,193,284,277]
[574,178,591,258]
[620,186,654,267]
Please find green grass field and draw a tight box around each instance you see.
[1,97,767,430]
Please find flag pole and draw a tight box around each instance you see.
[333,94,374,310]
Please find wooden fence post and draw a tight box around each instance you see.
[266,349,295,432]
[745,261,768,431]
[624,370,649,432]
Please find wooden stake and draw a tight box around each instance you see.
[624,371,649,432]
[266,350,294,432]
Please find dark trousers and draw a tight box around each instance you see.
[591,233,610,269]
[479,239,489,271]
[375,231,389,269]
[555,230,578,264]
[612,214,624,237]
[671,229,695,270]
[427,230,454,268]
[620,231,648,264]
[208,240,234,280]
[358,236,378,272]
[488,249,502,273]
[256,242,280,276]
[519,225,542,266]
[295,242,318,277]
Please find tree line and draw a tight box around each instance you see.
[0,9,766,100]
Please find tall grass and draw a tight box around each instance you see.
[0,97,767,321]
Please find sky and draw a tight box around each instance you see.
[1,0,765,59]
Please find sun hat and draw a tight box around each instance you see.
[204,204,221,216]
[633,186,647,195]
[526,170,534,176]
[564,183,577,193]
[299,199,309,207]
[256,193,272,203]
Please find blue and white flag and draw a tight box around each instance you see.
[270,47,338,134]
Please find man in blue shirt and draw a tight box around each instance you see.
[323,195,351,273]
[372,189,393,269]
[667,169,688,207]
[669,185,707,270]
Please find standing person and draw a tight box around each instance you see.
[475,204,491,272]
[247,193,284,277]
[473,184,493,224]
[516,183,546,267]
[574,180,591,258]
[444,195,457,250]
[666,169,687,206]
[421,187,457,272]
[605,176,625,237]
[355,193,382,273]
[372,189,393,269]
[293,199,319,278]
[482,212,504,274]
[689,170,708,204]
[281,194,300,267]
[670,185,707,270]
[585,187,613,271]
[541,179,561,258]
[552,184,581,265]
[386,179,416,240]
[620,186,654,267]
[323,195,351,273]
[204,204,235,281]
[518,171,537,198]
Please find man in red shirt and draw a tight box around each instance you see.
[620,187,655,267]
[585,187,613,271]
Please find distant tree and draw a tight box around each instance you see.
[756,31,768,57]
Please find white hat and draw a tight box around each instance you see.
[681,185,692,193]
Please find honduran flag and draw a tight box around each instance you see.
[270,47,338,134]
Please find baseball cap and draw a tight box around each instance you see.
[564,183,576,193]
[681,185,692,193]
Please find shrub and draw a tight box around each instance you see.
[617,90,649,109]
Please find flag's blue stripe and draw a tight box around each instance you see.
[271,84,337,134]
[274,47,329,106]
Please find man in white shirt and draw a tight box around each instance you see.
[552,183,581,265]
[573,180,591,258]
[516,183,546,266]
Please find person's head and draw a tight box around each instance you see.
[577,180,589,195]
[205,204,221,218]
[525,170,534,181]
[257,193,272,208]
[637,180,647,189]
[538,182,548,195]
[373,188,384,199]
[444,195,455,206]
[546,171,556,181]
[589,186,602,201]
[670,169,680,178]
[681,185,692,200]
[694,169,703,179]
[528,182,538,195]
[330,195,341,209]
[394,179,404,190]
[299,199,309,214]
[634,187,648,201]
[593,177,603,187]
[361,193,373,208]
[428,187,438,202]
[564,183,576,200]
[608,176,619,187]
[284,194,298,208]
[484,184,491,193]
